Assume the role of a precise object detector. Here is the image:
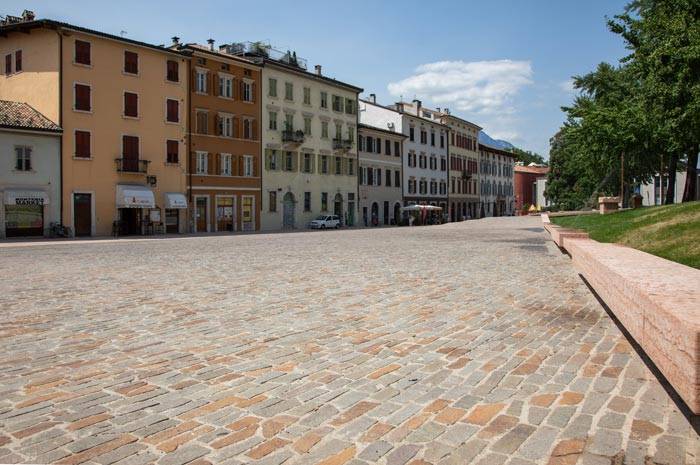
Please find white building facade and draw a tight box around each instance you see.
[360,98,449,215]
[479,143,515,217]
[258,55,362,230]
[0,101,62,238]
[357,123,405,226]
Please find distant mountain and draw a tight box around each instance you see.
[478,131,515,151]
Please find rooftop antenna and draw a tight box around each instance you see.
[120,30,127,37]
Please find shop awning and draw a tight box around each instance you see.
[4,189,49,205]
[164,193,188,209]
[116,184,155,208]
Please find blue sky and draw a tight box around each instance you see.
[5,0,629,156]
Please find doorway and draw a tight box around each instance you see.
[216,196,235,232]
[383,201,389,225]
[165,209,179,234]
[283,192,295,229]
[334,194,343,225]
[73,193,92,237]
[195,196,208,232]
[393,202,401,225]
[118,208,141,235]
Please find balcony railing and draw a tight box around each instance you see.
[333,138,353,150]
[116,158,149,173]
[282,129,305,143]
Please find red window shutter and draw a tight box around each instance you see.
[252,119,258,140]
[167,140,178,163]
[15,50,22,72]
[75,84,91,111]
[123,135,139,159]
[167,60,178,82]
[5,54,11,74]
[233,117,240,138]
[75,131,91,158]
[167,100,179,122]
[124,92,138,117]
[124,51,138,74]
[75,40,91,65]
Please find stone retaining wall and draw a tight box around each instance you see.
[541,214,700,414]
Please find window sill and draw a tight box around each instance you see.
[122,71,140,77]
[73,108,93,114]
[165,162,180,166]
[72,156,92,161]
[122,115,140,120]
[166,79,180,85]
[165,120,181,125]
[11,169,35,174]
[72,62,92,69]
[195,91,208,96]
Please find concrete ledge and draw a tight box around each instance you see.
[564,237,700,413]
[543,221,589,249]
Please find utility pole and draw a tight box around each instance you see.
[620,151,625,207]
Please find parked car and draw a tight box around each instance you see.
[309,215,341,229]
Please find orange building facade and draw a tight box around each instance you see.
[179,43,262,233]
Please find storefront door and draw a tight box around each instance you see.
[119,208,141,235]
[5,203,43,237]
[216,196,234,232]
[165,209,179,234]
[73,193,92,237]
[195,197,208,232]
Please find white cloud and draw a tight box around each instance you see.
[387,60,533,116]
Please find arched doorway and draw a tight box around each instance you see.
[393,202,401,225]
[283,192,295,229]
[334,193,343,225]
[371,202,379,226]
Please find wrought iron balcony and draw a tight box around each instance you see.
[282,129,305,143]
[333,138,353,150]
[115,158,149,173]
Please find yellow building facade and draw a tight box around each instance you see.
[1,20,189,236]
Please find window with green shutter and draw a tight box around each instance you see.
[269,78,277,97]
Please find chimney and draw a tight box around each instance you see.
[207,38,215,51]
[171,36,180,46]
[369,93,376,104]
[395,102,404,114]
[315,64,322,76]
[436,107,441,113]
[413,99,422,115]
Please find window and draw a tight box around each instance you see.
[196,152,208,174]
[441,157,447,171]
[285,151,294,171]
[269,191,277,212]
[219,153,232,175]
[196,110,208,134]
[269,111,277,130]
[345,98,355,115]
[166,140,179,164]
[332,95,343,112]
[243,119,253,139]
[123,92,138,117]
[122,135,139,161]
[321,192,328,211]
[409,127,415,142]
[376,137,382,154]
[420,130,427,144]
[218,114,233,137]
[284,114,294,131]
[348,159,354,175]
[124,51,138,74]
[166,60,179,82]
[15,50,22,72]
[377,168,382,186]
[320,91,328,108]
[440,133,445,148]
[269,78,277,97]
[320,155,328,174]
[74,83,91,112]
[242,81,253,102]
[166,99,179,123]
[395,141,400,157]
[304,117,312,136]
[303,87,311,105]
[304,192,311,212]
[14,146,31,171]
[386,169,391,186]
[196,69,207,93]
[385,140,391,156]
[219,75,233,98]
[303,153,312,173]
[358,136,364,152]
[244,155,253,176]
[335,156,342,175]
[75,40,91,65]
[335,123,342,140]
[4,54,11,75]
[285,82,293,100]
[431,132,435,146]
[269,150,278,170]
[75,130,91,158]
[321,121,329,139]
[367,167,374,185]
[395,170,401,187]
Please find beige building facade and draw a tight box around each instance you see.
[0,19,189,236]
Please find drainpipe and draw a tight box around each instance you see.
[55,27,64,228]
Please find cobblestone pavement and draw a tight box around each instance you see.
[0,216,697,465]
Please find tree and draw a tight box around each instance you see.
[510,147,547,166]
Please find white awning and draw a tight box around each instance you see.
[4,189,49,206]
[164,193,188,209]
[116,184,155,208]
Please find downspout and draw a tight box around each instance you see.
[355,92,359,226]
[56,27,64,227]
[187,54,192,206]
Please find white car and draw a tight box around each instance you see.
[309,215,341,229]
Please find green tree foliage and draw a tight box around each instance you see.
[509,147,547,166]
[547,0,700,208]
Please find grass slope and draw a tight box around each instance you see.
[551,201,700,269]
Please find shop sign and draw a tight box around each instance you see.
[15,197,44,206]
